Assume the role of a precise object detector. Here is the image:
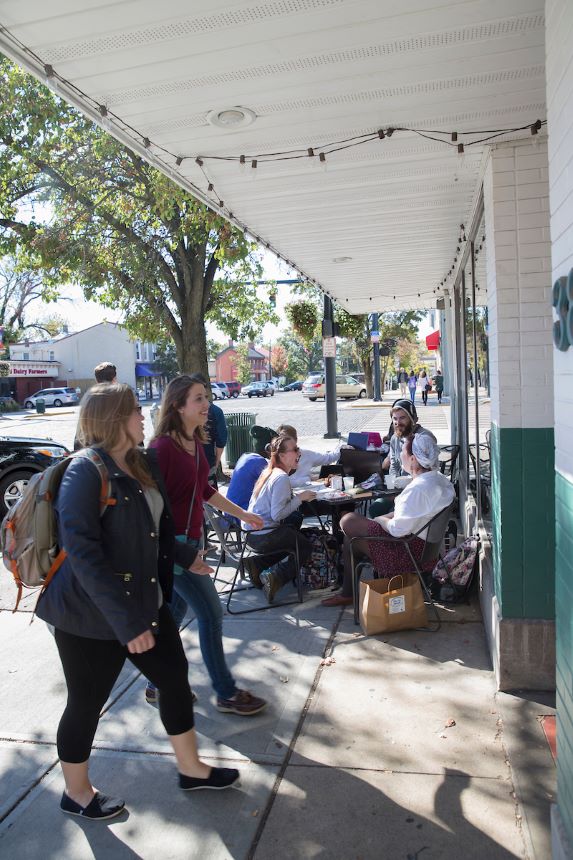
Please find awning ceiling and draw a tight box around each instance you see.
[0,0,546,313]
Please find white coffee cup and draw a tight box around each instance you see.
[343,477,355,491]
[385,474,395,489]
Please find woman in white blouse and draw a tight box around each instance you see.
[246,435,316,603]
[322,434,455,606]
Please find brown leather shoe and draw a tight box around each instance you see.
[216,689,267,716]
[321,595,353,607]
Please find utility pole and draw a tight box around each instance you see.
[323,295,339,438]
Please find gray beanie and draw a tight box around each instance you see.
[391,398,418,423]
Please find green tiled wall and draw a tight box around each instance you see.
[556,471,573,847]
[490,424,555,619]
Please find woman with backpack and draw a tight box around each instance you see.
[146,374,267,716]
[36,384,240,821]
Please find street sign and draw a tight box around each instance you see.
[322,337,336,358]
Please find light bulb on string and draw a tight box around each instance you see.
[43,64,60,94]
[319,152,327,172]
[250,160,258,180]
[98,105,112,132]
[239,155,246,173]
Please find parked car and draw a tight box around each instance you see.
[0,436,69,516]
[24,387,80,409]
[223,381,241,398]
[302,373,367,401]
[211,382,230,400]
[260,381,275,396]
[241,381,270,398]
[283,380,303,391]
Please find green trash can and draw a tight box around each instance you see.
[225,412,257,468]
[35,398,46,414]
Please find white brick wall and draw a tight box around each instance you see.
[547,0,573,481]
[484,140,554,429]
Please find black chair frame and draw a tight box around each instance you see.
[349,502,455,632]
[203,503,303,615]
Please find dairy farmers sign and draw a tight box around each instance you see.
[9,362,59,377]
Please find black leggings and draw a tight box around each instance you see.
[54,605,194,763]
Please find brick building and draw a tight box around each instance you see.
[215,341,268,383]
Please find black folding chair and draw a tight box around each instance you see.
[469,444,491,514]
[203,503,303,615]
[350,502,455,632]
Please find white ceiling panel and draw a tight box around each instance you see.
[0,0,546,312]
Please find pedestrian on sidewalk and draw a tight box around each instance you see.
[36,384,240,821]
[407,370,417,404]
[419,370,431,406]
[433,369,444,403]
[147,374,268,717]
[397,367,408,397]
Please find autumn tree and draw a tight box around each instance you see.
[0,58,277,379]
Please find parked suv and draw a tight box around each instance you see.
[223,381,241,398]
[302,374,367,401]
[211,382,229,400]
[24,387,79,408]
[0,436,69,516]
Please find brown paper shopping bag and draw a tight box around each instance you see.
[359,573,428,635]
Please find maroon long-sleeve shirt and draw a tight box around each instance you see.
[149,435,216,539]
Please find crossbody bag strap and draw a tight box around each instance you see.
[184,445,200,540]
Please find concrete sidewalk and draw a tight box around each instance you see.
[0,549,555,859]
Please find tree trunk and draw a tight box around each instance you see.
[178,313,210,380]
[363,359,373,398]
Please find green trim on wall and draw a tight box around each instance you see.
[490,424,555,619]
[556,470,573,849]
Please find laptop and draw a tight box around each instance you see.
[339,449,384,483]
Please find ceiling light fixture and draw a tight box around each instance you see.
[206,107,256,130]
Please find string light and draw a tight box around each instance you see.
[5,31,514,311]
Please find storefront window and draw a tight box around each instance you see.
[464,214,491,525]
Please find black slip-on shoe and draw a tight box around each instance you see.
[60,791,125,820]
[178,767,239,791]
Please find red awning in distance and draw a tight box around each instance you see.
[426,331,441,350]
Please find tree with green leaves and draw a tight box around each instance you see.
[0,58,277,378]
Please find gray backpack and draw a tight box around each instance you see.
[1,449,113,611]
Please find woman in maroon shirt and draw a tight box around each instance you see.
[148,374,267,717]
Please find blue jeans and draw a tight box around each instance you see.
[409,388,416,403]
[167,536,237,701]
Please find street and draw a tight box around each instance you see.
[0,388,464,457]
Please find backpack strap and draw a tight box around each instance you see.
[73,448,116,515]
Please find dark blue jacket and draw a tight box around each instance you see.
[35,449,197,645]
[203,402,228,469]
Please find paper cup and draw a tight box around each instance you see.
[343,477,355,491]
[331,475,343,490]
[385,475,395,489]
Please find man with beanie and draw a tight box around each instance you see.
[373,399,436,517]
[384,399,436,479]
